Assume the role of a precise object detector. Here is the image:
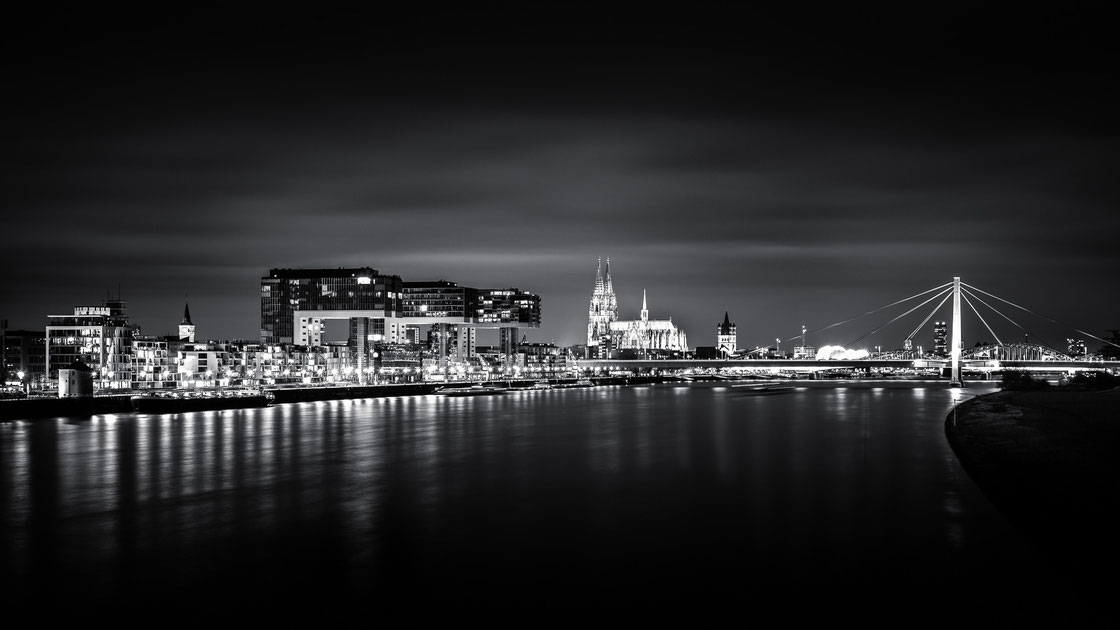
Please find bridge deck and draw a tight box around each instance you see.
[572,359,1120,371]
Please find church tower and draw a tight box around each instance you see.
[587,257,618,352]
[640,289,648,322]
[717,311,736,357]
[179,302,196,342]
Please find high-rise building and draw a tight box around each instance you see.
[261,267,403,346]
[1066,338,1086,357]
[716,311,737,356]
[933,321,948,357]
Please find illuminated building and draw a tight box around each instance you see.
[1067,338,1086,357]
[933,321,948,357]
[609,289,688,354]
[179,302,196,342]
[717,311,737,356]
[585,258,687,356]
[516,342,566,377]
[130,338,173,388]
[260,267,540,376]
[45,299,137,389]
[586,257,617,353]
[2,329,46,388]
[261,267,403,346]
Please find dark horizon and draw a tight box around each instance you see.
[4,6,1118,349]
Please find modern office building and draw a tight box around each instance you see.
[261,267,404,346]
[260,267,541,373]
[45,299,137,389]
[2,328,46,388]
[1066,338,1086,357]
[933,321,948,357]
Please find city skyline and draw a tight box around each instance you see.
[4,7,1118,350]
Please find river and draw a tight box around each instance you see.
[0,382,1102,622]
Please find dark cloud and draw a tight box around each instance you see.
[3,6,1118,351]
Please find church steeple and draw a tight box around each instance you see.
[640,289,648,322]
[717,311,736,356]
[179,300,196,342]
[587,256,618,349]
[594,257,604,294]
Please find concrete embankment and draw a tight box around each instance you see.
[945,387,1120,585]
[268,383,441,403]
[0,394,133,421]
[1,375,679,421]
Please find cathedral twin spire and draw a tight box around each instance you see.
[588,257,618,345]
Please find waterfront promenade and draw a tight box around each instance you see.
[945,386,1120,607]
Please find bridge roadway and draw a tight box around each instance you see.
[572,358,1120,373]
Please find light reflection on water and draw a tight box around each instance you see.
[0,383,1086,618]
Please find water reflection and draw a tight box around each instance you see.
[0,384,1088,619]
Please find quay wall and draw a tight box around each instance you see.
[1,376,679,421]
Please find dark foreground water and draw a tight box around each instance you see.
[0,383,1108,623]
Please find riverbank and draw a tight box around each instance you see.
[0,375,679,421]
[945,387,1120,593]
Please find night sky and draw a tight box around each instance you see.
[4,6,1117,351]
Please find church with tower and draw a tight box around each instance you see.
[586,257,688,358]
[179,302,196,342]
[717,311,737,357]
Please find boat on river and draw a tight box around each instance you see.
[131,389,275,413]
[439,385,508,397]
[731,384,796,395]
[552,379,594,388]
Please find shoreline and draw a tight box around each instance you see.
[1,377,989,422]
[945,387,1120,597]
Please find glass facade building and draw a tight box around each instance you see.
[260,268,403,345]
[45,299,137,389]
[260,267,541,373]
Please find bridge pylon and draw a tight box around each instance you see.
[950,276,963,386]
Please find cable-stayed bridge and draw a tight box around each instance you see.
[574,277,1120,381]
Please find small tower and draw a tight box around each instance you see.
[717,311,737,357]
[640,289,649,322]
[179,302,196,342]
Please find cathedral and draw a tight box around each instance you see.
[587,258,688,356]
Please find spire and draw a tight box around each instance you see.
[179,300,196,342]
[641,289,648,322]
[604,257,613,294]
[594,257,604,293]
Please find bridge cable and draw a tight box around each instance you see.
[780,281,953,344]
[905,289,954,342]
[960,293,1003,346]
[962,283,1118,349]
[960,287,1063,353]
[844,286,954,347]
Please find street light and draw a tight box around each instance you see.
[17,370,26,395]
